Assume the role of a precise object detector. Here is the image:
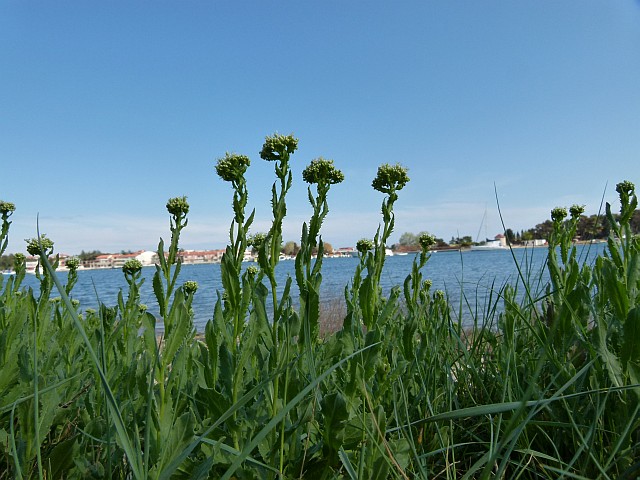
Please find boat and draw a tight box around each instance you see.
[471,208,508,250]
[470,239,508,251]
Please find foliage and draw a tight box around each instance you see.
[77,250,103,262]
[0,254,15,271]
[1,141,639,479]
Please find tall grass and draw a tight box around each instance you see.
[1,141,639,479]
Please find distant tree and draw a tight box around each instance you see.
[435,237,448,247]
[631,210,640,234]
[505,228,516,245]
[0,254,15,270]
[522,230,534,241]
[449,235,473,245]
[78,250,102,262]
[460,235,473,247]
[575,214,607,240]
[282,241,300,256]
[397,231,436,250]
[398,232,418,247]
[312,241,333,255]
[533,220,554,240]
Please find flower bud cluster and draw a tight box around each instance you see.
[183,280,199,294]
[122,259,143,276]
[372,163,410,194]
[550,207,567,223]
[0,201,16,216]
[65,257,80,272]
[259,133,298,161]
[248,232,267,248]
[616,180,635,198]
[356,238,374,253]
[418,233,436,251]
[25,235,54,256]
[569,204,585,219]
[246,265,259,276]
[216,153,251,183]
[302,157,344,185]
[166,196,189,218]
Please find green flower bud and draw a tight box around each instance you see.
[0,200,16,216]
[122,259,143,276]
[356,238,374,253]
[550,207,567,223]
[418,233,436,251]
[248,232,267,248]
[569,204,585,219]
[302,157,344,185]
[14,253,25,266]
[434,290,445,301]
[216,153,251,183]
[616,180,635,198]
[183,280,199,294]
[138,304,148,313]
[372,163,410,194]
[247,265,259,276]
[423,279,432,290]
[25,234,54,256]
[259,133,298,161]
[65,257,80,272]
[166,196,189,218]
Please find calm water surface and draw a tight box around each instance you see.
[13,244,606,331]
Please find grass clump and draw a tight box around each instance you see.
[0,137,639,479]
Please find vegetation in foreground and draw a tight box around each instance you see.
[1,135,639,479]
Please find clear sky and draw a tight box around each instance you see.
[2,2,639,255]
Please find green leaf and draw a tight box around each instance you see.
[153,412,195,477]
[153,267,165,318]
[321,392,349,455]
[622,306,640,366]
[44,436,79,478]
[161,302,189,365]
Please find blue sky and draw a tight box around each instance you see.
[1,2,639,255]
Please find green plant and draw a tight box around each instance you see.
[1,155,639,479]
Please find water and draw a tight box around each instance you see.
[9,243,607,331]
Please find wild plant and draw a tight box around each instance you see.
[0,200,15,260]
[296,157,344,350]
[2,148,639,478]
[200,152,257,454]
[358,163,410,330]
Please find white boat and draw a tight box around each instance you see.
[472,207,508,250]
[471,239,508,251]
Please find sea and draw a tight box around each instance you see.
[5,243,607,331]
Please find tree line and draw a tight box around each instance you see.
[395,209,640,250]
[2,211,638,270]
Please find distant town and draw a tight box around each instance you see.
[3,205,638,274]
[6,245,363,274]
[2,234,547,275]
